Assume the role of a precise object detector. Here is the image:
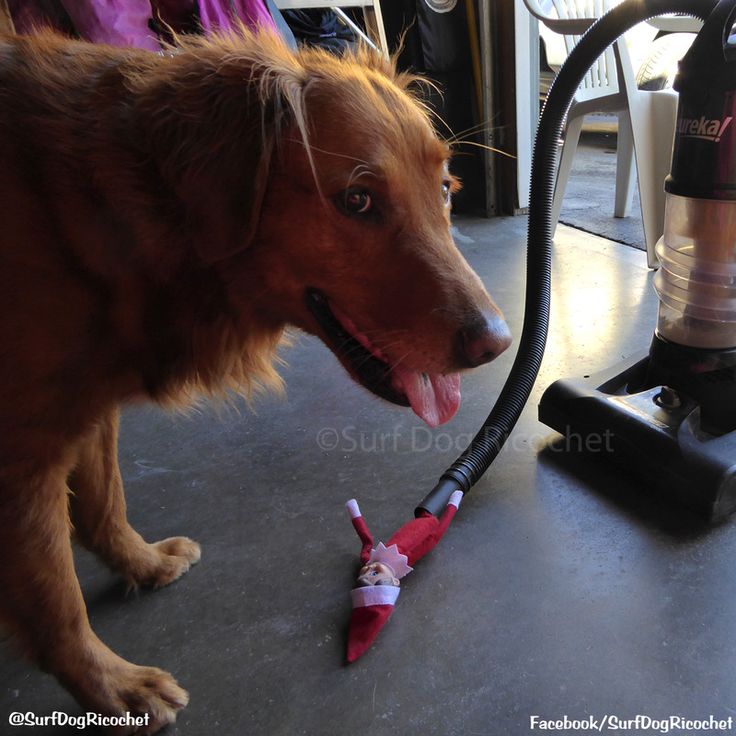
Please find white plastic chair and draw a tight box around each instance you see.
[523,0,679,268]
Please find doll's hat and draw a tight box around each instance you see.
[346,585,401,663]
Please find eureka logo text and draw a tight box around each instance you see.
[677,115,733,142]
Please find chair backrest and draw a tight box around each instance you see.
[522,0,636,102]
[554,1,618,95]
[550,0,612,20]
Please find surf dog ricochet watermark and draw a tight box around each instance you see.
[9,711,150,730]
[316,424,614,455]
[528,714,733,733]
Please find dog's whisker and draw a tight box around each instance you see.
[385,351,415,376]
[445,117,503,143]
[354,328,409,339]
[283,138,371,166]
[450,140,516,159]
[337,342,370,359]
[347,332,409,356]
[429,305,456,316]
[346,164,378,189]
[422,105,454,139]
[333,333,409,368]
[373,338,409,356]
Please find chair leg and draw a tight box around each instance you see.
[615,111,636,218]
[630,90,678,269]
[552,113,584,237]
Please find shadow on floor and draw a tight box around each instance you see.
[537,441,712,540]
[559,130,646,250]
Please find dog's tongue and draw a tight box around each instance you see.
[393,367,461,427]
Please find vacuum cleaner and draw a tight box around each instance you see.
[417,0,734,521]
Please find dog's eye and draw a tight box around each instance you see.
[442,180,452,204]
[341,188,372,215]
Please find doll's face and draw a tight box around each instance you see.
[357,562,400,587]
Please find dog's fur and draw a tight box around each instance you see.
[0,29,506,733]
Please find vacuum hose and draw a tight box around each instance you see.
[417,0,718,517]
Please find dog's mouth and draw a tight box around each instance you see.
[305,289,461,427]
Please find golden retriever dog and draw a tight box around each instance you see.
[0,28,511,734]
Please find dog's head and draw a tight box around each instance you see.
[157,34,511,425]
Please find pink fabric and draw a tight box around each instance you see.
[10,1,275,48]
[198,0,276,33]
[61,0,161,50]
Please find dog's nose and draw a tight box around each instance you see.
[458,313,512,367]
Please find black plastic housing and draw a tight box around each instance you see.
[667,0,736,199]
[539,353,736,521]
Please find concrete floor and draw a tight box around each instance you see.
[559,130,646,250]
[3,217,736,735]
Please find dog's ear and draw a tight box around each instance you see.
[141,45,307,264]
[175,114,277,265]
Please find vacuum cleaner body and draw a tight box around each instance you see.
[540,0,736,521]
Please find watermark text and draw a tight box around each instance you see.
[9,711,150,730]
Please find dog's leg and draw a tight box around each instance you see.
[69,408,201,588]
[0,468,189,734]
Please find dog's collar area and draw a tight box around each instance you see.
[305,288,409,407]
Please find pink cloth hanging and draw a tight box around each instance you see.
[60,0,161,50]
[198,0,276,34]
[9,1,276,49]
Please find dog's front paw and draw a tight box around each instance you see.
[100,663,188,735]
[148,536,202,587]
[126,536,201,588]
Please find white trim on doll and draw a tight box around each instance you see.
[345,499,361,519]
[351,585,401,608]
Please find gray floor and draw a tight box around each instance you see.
[559,129,646,250]
[3,217,736,735]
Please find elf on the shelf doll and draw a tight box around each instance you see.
[344,490,463,662]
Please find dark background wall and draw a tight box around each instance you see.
[381,0,487,214]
